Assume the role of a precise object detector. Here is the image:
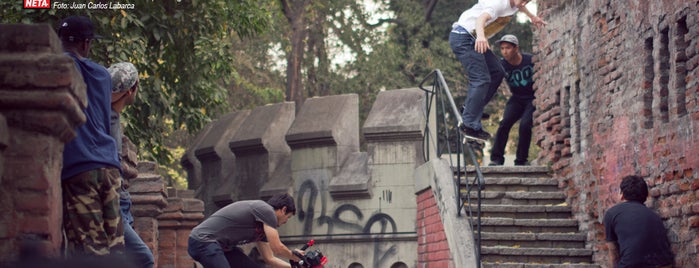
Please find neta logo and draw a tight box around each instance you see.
[24,0,50,9]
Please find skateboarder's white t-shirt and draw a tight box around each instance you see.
[189,200,278,250]
[452,0,519,38]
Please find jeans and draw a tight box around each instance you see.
[120,191,154,268]
[449,32,505,130]
[188,237,260,268]
[490,96,535,165]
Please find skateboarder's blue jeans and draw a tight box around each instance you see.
[449,31,505,131]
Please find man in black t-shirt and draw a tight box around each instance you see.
[603,175,674,268]
[489,34,535,166]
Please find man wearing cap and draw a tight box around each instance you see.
[489,34,535,166]
[58,15,124,256]
[108,62,154,268]
[449,0,545,141]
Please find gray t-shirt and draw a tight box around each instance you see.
[190,200,278,249]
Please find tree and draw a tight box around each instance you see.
[0,0,272,165]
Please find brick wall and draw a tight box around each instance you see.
[416,189,453,268]
[0,24,86,259]
[156,188,204,268]
[534,0,699,266]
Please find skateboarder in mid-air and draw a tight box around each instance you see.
[449,0,545,142]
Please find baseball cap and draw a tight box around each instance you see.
[57,16,102,42]
[494,34,519,47]
[108,62,139,93]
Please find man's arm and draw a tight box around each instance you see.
[474,12,492,53]
[256,241,293,268]
[518,6,547,28]
[607,241,620,268]
[262,224,301,261]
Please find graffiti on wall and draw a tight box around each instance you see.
[296,179,400,267]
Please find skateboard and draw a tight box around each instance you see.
[458,123,487,164]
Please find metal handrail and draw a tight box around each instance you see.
[418,69,485,268]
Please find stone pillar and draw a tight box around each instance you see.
[157,189,204,268]
[229,102,295,200]
[194,110,250,215]
[181,123,213,191]
[129,162,168,266]
[283,94,361,236]
[0,24,86,259]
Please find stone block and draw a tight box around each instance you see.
[363,88,425,142]
[137,161,159,174]
[328,152,371,199]
[286,94,359,153]
[129,177,166,194]
[181,195,203,208]
[195,110,250,158]
[0,24,62,54]
[229,102,294,155]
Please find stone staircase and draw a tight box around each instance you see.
[461,166,600,268]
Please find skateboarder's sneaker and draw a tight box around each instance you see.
[458,123,491,141]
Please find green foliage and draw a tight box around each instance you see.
[0,1,272,177]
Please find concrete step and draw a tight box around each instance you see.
[464,165,551,177]
[458,166,597,266]
[460,174,561,192]
[480,247,594,264]
[481,263,600,268]
[473,218,580,233]
[463,191,567,205]
[479,232,587,248]
[462,204,572,219]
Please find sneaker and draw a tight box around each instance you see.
[488,162,503,166]
[458,124,492,140]
[514,161,530,166]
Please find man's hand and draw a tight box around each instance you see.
[475,36,490,54]
[292,249,305,260]
[530,16,547,29]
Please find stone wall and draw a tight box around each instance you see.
[184,89,429,267]
[0,24,86,259]
[534,0,699,266]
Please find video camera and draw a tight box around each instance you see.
[290,240,327,268]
